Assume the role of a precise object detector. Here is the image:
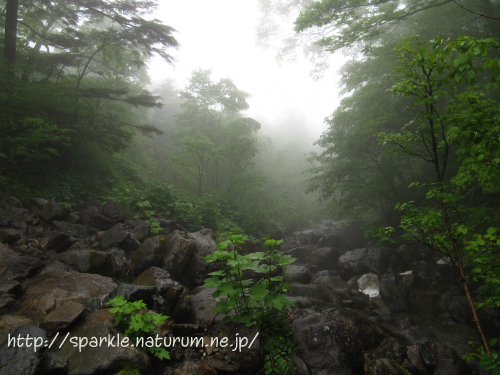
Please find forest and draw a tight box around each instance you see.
[2,0,500,372]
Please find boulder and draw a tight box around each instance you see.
[380,281,408,312]
[0,325,47,375]
[80,206,116,231]
[106,283,156,305]
[20,271,116,319]
[132,220,150,241]
[0,228,21,244]
[100,223,140,253]
[39,199,63,222]
[41,301,85,333]
[0,244,43,281]
[56,309,149,375]
[57,250,115,277]
[51,221,95,238]
[162,230,196,280]
[178,229,218,288]
[101,199,126,223]
[358,273,381,298]
[45,232,77,253]
[184,287,222,324]
[307,247,342,270]
[130,236,165,276]
[338,248,392,279]
[284,265,311,284]
[133,267,183,313]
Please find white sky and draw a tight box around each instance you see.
[147,0,346,139]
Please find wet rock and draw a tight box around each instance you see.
[41,301,85,333]
[0,325,47,375]
[358,273,381,298]
[163,230,196,280]
[80,206,115,231]
[20,271,116,319]
[338,248,393,279]
[57,250,115,277]
[51,221,95,238]
[432,343,472,375]
[0,244,43,281]
[185,287,221,324]
[0,228,21,244]
[100,223,140,253]
[130,236,165,275]
[56,309,149,375]
[106,247,127,277]
[285,265,312,284]
[101,199,126,223]
[45,232,77,252]
[178,229,218,288]
[106,283,156,305]
[380,281,407,312]
[41,352,68,375]
[132,220,150,241]
[307,247,342,270]
[0,280,22,297]
[439,292,470,324]
[133,267,183,314]
[39,199,63,222]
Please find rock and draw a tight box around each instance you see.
[66,213,80,224]
[101,200,126,223]
[0,297,16,310]
[20,271,116,319]
[40,352,68,374]
[39,199,63,222]
[106,247,127,277]
[338,248,393,279]
[0,325,47,375]
[0,228,21,244]
[41,301,85,333]
[80,206,116,231]
[45,232,77,252]
[358,273,381,298]
[290,311,383,375]
[307,247,342,270]
[285,265,312,284]
[100,223,140,253]
[2,196,22,208]
[132,220,150,241]
[56,309,149,375]
[0,280,22,297]
[106,283,156,305]
[57,250,115,277]
[130,236,165,276]
[178,229,218,288]
[163,230,196,280]
[184,287,222,324]
[380,281,408,312]
[51,221,95,238]
[0,244,43,281]
[432,343,472,375]
[132,267,183,314]
[39,260,73,275]
[439,292,470,324]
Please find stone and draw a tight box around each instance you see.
[0,244,43,281]
[51,221,95,238]
[0,228,21,244]
[163,230,196,279]
[380,281,408,312]
[132,220,150,241]
[57,309,149,375]
[101,199,126,223]
[307,247,342,270]
[100,223,140,253]
[20,271,116,319]
[57,250,115,277]
[66,213,80,224]
[45,232,77,252]
[41,352,68,375]
[130,236,165,276]
[358,273,381,298]
[106,283,156,305]
[178,229,218,288]
[39,199,63,222]
[80,206,116,231]
[432,343,472,375]
[133,267,183,313]
[0,280,22,297]
[285,265,312,284]
[338,247,393,279]
[106,247,127,277]
[185,287,223,324]
[439,292,470,324]
[41,301,85,332]
[0,325,47,375]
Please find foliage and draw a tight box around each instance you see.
[106,295,170,360]
[204,234,298,374]
[464,338,500,375]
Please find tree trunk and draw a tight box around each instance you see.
[4,0,19,72]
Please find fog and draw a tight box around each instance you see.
[147,0,346,139]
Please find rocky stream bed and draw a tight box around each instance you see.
[0,195,498,375]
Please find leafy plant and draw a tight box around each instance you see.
[464,338,500,375]
[203,234,298,374]
[106,296,170,360]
